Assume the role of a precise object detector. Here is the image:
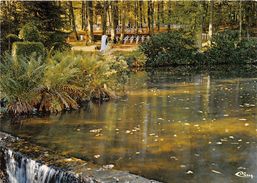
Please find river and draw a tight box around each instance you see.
[1,66,257,183]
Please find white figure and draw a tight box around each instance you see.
[130,35,134,43]
[136,35,140,44]
[123,35,129,44]
[146,35,150,41]
[80,35,84,41]
[115,36,119,43]
[100,35,108,52]
[141,35,145,43]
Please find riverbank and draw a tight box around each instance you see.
[0,131,159,183]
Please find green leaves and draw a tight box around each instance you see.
[0,51,128,114]
[140,31,197,67]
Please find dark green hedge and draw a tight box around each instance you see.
[205,30,257,64]
[12,42,45,60]
[140,31,198,67]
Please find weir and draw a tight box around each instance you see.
[0,132,159,183]
[4,149,78,183]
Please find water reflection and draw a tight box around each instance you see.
[1,66,257,183]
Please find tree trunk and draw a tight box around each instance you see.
[87,1,94,42]
[120,1,126,41]
[134,1,138,33]
[110,1,118,42]
[81,1,86,30]
[157,1,160,31]
[208,0,214,42]
[69,1,78,40]
[161,1,164,24]
[148,0,154,35]
[167,1,172,32]
[239,0,242,41]
[139,0,143,28]
[102,1,108,35]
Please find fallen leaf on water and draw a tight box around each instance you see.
[103,164,114,169]
[90,129,102,133]
[125,130,131,134]
[170,156,178,160]
[94,155,101,159]
[212,170,222,174]
[186,170,194,175]
[239,118,247,121]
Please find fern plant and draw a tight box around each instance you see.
[0,54,45,114]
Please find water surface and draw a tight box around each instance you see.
[1,66,257,183]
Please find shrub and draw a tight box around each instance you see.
[41,31,71,51]
[205,30,240,64]
[19,23,40,42]
[205,30,257,64]
[140,31,197,67]
[115,51,146,68]
[12,42,45,60]
[237,39,257,64]
[77,53,128,101]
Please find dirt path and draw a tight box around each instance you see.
[71,43,138,52]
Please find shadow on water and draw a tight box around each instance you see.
[1,65,257,183]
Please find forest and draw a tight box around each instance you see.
[0,1,257,183]
[0,1,257,115]
[1,1,257,46]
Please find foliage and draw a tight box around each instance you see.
[19,23,40,42]
[75,52,128,101]
[205,30,257,64]
[12,42,45,60]
[5,34,21,43]
[39,53,83,113]
[41,31,71,51]
[115,51,146,68]
[140,31,197,67]
[237,39,257,63]
[0,52,128,114]
[0,54,45,114]
[0,1,69,54]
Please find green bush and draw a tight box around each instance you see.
[205,30,257,64]
[237,39,257,64]
[140,31,197,67]
[114,51,146,68]
[12,42,45,60]
[19,23,40,42]
[41,31,71,51]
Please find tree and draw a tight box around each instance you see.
[87,1,94,42]
[110,1,118,41]
[208,0,214,42]
[69,2,78,40]
[148,0,154,35]
[81,1,87,31]
[167,1,172,31]
[102,1,108,35]
[120,0,126,41]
